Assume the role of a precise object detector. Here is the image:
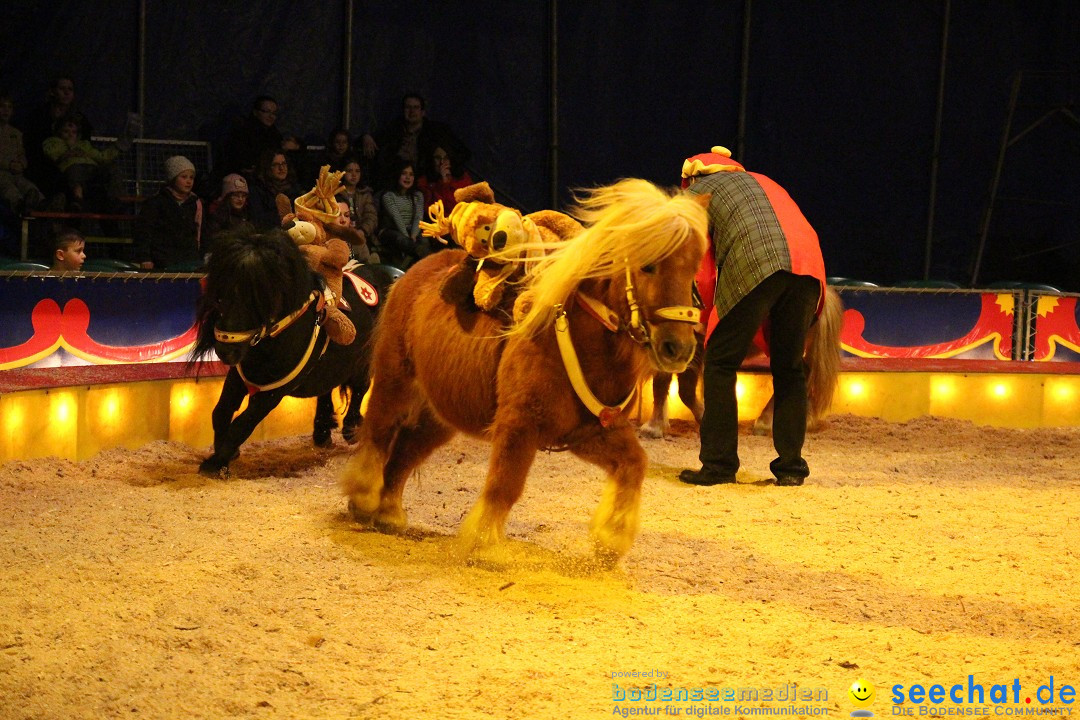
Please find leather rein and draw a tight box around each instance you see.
[554,264,699,427]
[213,290,329,393]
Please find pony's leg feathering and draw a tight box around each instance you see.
[574,426,647,563]
[341,437,387,521]
[455,428,538,560]
[375,408,456,533]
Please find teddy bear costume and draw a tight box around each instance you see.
[276,166,370,346]
[419,181,583,314]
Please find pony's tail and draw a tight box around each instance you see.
[807,286,843,423]
[185,297,220,379]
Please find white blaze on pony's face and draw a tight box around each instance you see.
[629,193,710,374]
[632,242,706,374]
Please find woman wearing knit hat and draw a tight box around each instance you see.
[132,155,204,270]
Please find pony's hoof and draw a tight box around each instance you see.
[346,498,375,525]
[589,529,631,565]
[373,506,408,534]
[638,422,665,439]
[342,420,363,445]
[313,427,333,448]
[751,420,772,436]
[591,543,622,570]
[198,459,229,479]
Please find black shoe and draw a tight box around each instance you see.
[775,475,805,487]
[679,468,736,486]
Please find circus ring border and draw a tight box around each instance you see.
[3,357,1080,463]
[637,356,1080,432]
[3,277,1080,462]
[0,364,319,462]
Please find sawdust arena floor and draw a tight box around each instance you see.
[1,414,1078,719]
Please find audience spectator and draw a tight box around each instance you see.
[338,158,377,251]
[248,149,299,231]
[41,117,121,212]
[0,94,45,215]
[21,76,95,204]
[417,144,473,218]
[49,227,86,272]
[335,199,378,264]
[220,95,301,179]
[204,173,254,253]
[361,93,470,192]
[376,159,427,268]
[132,156,203,270]
[317,128,354,171]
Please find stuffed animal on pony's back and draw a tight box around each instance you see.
[419,181,582,312]
[276,165,369,346]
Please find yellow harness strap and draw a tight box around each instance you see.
[237,321,328,394]
[554,301,635,427]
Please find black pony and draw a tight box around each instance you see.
[190,229,398,476]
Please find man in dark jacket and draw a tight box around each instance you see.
[220,96,299,179]
[360,93,469,193]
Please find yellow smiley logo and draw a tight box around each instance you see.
[848,679,876,707]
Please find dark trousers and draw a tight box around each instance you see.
[376,228,433,268]
[699,271,820,480]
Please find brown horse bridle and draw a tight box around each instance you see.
[554,263,700,426]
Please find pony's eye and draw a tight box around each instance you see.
[641,264,657,275]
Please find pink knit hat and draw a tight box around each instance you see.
[219,173,249,199]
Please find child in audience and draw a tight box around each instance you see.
[377,159,426,269]
[339,158,377,252]
[132,156,203,270]
[205,173,253,253]
[336,199,379,264]
[41,118,120,212]
[0,94,45,215]
[309,128,354,183]
[49,227,86,272]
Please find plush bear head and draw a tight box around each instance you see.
[419,181,533,261]
[285,218,323,246]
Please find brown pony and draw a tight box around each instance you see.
[640,286,843,438]
[341,179,709,562]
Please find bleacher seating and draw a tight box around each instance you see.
[91,136,213,198]
[82,258,140,272]
[0,260,50,271]
[17,137,213,260]
[826,276,879,287]
[20,210,138,261]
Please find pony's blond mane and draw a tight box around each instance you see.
[505,178,708,338]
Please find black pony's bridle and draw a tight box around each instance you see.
[213,289,328,393]
[213,290,323,346]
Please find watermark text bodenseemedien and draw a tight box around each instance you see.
[613,681,828,704]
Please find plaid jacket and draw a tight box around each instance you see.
[689,170,825,323]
